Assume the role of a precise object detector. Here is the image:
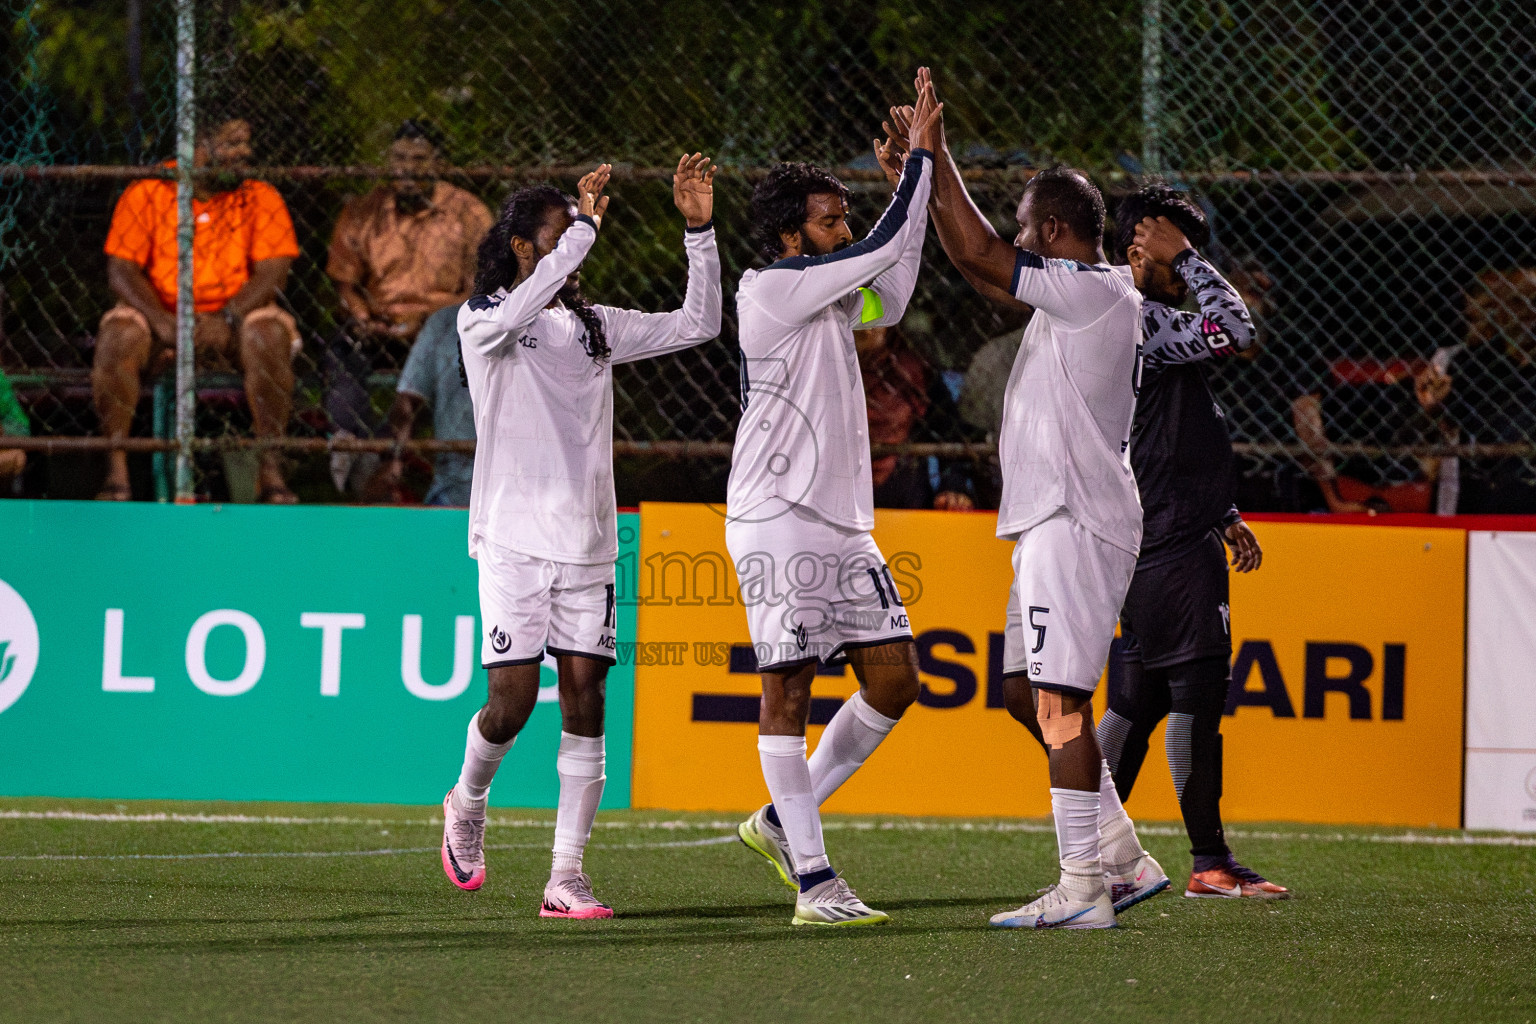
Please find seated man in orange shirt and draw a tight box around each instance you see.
[91,117,302,502]
[323,120,492,494]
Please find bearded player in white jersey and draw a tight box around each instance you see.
[724,88,944,927]
[440,156,721,918]
[892,69,1167,929]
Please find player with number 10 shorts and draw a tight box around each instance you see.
[722,86,945,929]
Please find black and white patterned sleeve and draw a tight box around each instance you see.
[1141,249,1257,373]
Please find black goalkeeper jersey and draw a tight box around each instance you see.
[1131,250,1257,568]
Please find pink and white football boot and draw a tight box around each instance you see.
[540,872,614,919]
[440,788,486,891]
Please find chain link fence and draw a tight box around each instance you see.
[2,0,1533,511]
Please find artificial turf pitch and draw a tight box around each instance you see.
[2,798,1533,1024]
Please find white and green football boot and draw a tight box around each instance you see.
[737,804,797,890]
[793,875,890,927]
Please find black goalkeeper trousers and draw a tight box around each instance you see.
[1099,642,1233,867]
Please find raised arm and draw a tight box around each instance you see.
[457,218,596,357]
[911,69,1020,298]
[752,151,934,324]
[605,226,722,363]
[884,104,1030,315]
[607,155,722,362]
[847,160,934,330]
[750,87,942,324]
[1136,217,1256,372]
[458,164,610,358]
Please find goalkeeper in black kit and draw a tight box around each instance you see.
[1099,184,1290,899]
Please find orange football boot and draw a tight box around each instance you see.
[1186,859,1291,900]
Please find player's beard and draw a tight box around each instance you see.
[557,277,584,306]
[805,236,852,258]
[1148,268,1186,307]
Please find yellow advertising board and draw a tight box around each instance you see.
[631,504,1465,827]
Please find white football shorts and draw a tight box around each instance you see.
[1002,511,1136,694]
[476,542,617,667]
[725,500,914,672]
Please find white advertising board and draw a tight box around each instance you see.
[1465,531,1536,831]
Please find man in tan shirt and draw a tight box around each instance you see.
[324,119,492,492]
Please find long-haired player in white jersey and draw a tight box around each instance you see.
[891,69,1165,929]
[441,156,721,918]
[725,88,944,927]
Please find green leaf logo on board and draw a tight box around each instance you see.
[0,640,14,683]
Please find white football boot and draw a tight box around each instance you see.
[440,788,486,891]
[738,805,797,889]
[1105,851,1171,914]
[540,872,615,919]
[990,881,1116,930]
[793,875,889,927]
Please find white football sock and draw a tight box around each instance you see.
[758,735,830,876]
[808,691,899,804]
[453,710,514,816]
[1050,787,1103,900]
[551,732,605,876]
[1096,759,1147,872]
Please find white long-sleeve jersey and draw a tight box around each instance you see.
[996,251,1144,554]
[458,216,721,564]
[727,148,934,531]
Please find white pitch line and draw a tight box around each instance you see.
[0,835,738,863]
[0,846,451,863]
[0,810,721,829]
[2,808,1532,847]
[596,835,739,851]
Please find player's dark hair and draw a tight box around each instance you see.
[750,162,852,262]
[393,118,445,153]
[1113,182,1211,264]
[1021,166,1105,245]
[475,184,609,365]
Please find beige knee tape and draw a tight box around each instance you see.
[1037,689,1084,750]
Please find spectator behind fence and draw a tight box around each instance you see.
[1285,245,1452,518]
[0,364,30,492]
[364,303,474,507]
[858,326,975,510]
[1417,268,1536,513]
[324,120,492,496]
[91,117,302,503]
[1290,352,1442,514]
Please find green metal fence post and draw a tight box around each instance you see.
[173,0,196,503]
[1142,0,1164,176]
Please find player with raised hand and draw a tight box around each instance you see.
[442,155,721,918]
[725,84,942,928]
[1097,185,1289,900]
[895,68,1163,930]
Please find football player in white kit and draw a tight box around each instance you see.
[440,156,721,918]
[726,88,944,927]
[896,69,1167,929]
